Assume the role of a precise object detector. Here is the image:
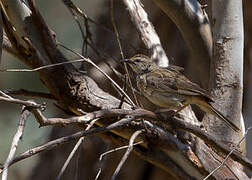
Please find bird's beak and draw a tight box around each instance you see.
[120,59,136,64]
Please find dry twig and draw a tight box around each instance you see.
[203,127,252,180]
[3,89,56,100]
[0,117,134,172]
[1,107,30,180]
[95,140,144,180]
[111,129,144,180]
[56,119,99,180]
[110,0,139,107]
[0,95,43,109]
[61,0,92,55]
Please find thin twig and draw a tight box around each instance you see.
[203,127,252,180]
[61,0,86,18]
[111,129,144,180]
[0,96,43,109]
[118,75,127,109]
[110,0,140,108]
[0,117,134,171]
[110,0,124,60]
[84,40,126,83]
[84,43,128,97]
[1,49,134,106]
[1,104,251,172]
[0,58,85,72]
[85,40,117,62]
[104,63,143,95]
[30,108,155,127]
[62,0,86,40]
[60,0,140,52]
[0,92,45,116]
[56,118,99,180]
[95,140,144,180]
[0,90,13,99]
[3,89,56,100]
[61,0,92,56]
[62,0,139,61]
[1,107,30,180]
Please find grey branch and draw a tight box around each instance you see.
[1,107,30,180]
[123,0,169,67]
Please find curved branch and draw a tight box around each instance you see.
[0,117,134,171]
[111,130,144,180]
[123,0,169,67]
[29,107,252,171]
[153,0,212,87]
[1,0,249,179]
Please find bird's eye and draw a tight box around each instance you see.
[143,64,151,73]
[134,58,141,63]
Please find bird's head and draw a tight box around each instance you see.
[121,54,153,74]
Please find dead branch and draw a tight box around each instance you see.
[95,141,144,180]
[0,95,44,109]
[0,117,135,172]
[153,0,212,88]
[19,106,252,171]
[1,92,251,172]
[56,119,98,180]
[123,0,169,67]
[203,127,251,180]
[111,129,144,180]
[1,107,30,180]
[3,89,56,100]
[0,0,250,179]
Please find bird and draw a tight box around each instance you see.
[122,54,240,132]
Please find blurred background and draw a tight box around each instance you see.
[0,0,251,179]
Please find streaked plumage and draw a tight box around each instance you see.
[123,55,240,132]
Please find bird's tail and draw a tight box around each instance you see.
[197,100,240,132]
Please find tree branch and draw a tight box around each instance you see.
[29,107,252,171]
[3,89,56,100]
[123,0,169,67]
[1,107,30,179]
[111,130,144,180]
[153,0,212,88]
[0,117,135,171]
[0,0,249,179]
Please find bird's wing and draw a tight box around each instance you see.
[141,70,213,101]
[165,65,184,72]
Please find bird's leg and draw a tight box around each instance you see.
[164,104,189,119]
[155,104,189,118]
[173,104,189,116]
[168,104,189,138]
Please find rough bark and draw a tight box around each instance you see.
[208,0,245,143]
[0,0,250,179]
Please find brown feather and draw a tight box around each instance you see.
[143,69,213,102]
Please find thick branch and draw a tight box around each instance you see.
[153,0,212,88]
[123,0,169,67]
[0,1,249,179]
[29,107,252,171]
[210,0,244,143]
